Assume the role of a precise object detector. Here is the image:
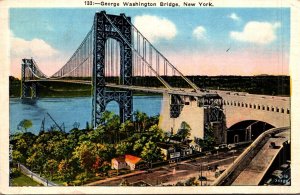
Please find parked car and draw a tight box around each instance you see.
[280,163,290,171]
[227,143,237,150]
[198,176,207,181]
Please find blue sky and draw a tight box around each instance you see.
[10,8,290,76]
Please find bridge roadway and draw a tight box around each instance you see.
[25,79,220,97]
[212,127,290,186]
[231,129,290,185]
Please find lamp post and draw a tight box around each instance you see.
[200,163,203,186]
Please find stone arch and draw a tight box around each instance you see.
[227,120,275,144]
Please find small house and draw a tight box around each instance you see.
[111,154,142,170]
[125,155,142,170]
[111,156,128,170]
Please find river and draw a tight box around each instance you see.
[9,96,162,134]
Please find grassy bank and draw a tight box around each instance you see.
[11,173,42,186]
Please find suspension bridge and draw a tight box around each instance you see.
[21,11,289,146]
[21,11,222,129]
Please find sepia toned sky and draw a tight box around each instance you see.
[10,8,290,78]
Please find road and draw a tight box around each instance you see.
[87,148,245,186]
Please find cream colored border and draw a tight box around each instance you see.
[0,0,299,194]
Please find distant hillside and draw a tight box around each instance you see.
[9,75,290,97]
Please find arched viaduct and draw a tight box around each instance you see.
[220,91,290,129]
[159,90,290,144]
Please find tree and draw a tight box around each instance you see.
[148,125,164,142]
[141,141,162,163]
[58,159,76,185]
[106,115,120,143]
[133,111,147,132]
[43,159,58,180]
[194,125,216,151]
[73,141,96,173]
[92,156,103,173]
[119,120,134,139]
[17,119,33,133]
[115,142,132,156]
[88,125,105,143]
[176,121,191,141]
[75,172,89,185]
[12,150,25,164]
[133,139,144,154]
[26,143,45,173]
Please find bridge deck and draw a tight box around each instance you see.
[231,130,290,185]
[25,79,220,97]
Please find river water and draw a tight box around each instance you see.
[9,96,162,134]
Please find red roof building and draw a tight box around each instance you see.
[111,154,142,170]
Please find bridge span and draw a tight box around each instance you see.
[20,11,290,145]
[26,78,290,144]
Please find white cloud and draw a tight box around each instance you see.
[228,13,241,21]
[11,36,58,58]
[10,33,69,77]
[230,21,281,44]
[133,15,177,42]
[192,26,206,40]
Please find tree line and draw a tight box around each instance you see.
[9,75,290,97]
[10,111,167,185]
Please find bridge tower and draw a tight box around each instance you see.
[92,11,133,128]
[21,59,37,100]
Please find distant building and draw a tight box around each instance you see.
[111,155,143,170]
[157,142,192,161]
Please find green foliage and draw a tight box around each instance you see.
[12,150,25,164]
[174,121,191,142]
[73,141,97,173]
[194,125,216,151]
[17,119,33,133]
[43,159,58,180]
[115,142,132,156]
[184,177,199,186]
[57,158,78,185]
[141,141,162,162]
[10,112,163,185]
[75,172,89,185]
[10,167,21,178]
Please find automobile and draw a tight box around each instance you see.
[280,163,290,171]
[218,144,229,152]
[272,170,283,179]
[264,178,274,186]
[213,144,227,151]
[213,146,219,150]
[191,159,197,163]
[227,143,237,150]
[198,176,207,181]
[219,144,228,148]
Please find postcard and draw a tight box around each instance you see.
[0,0,299,194]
